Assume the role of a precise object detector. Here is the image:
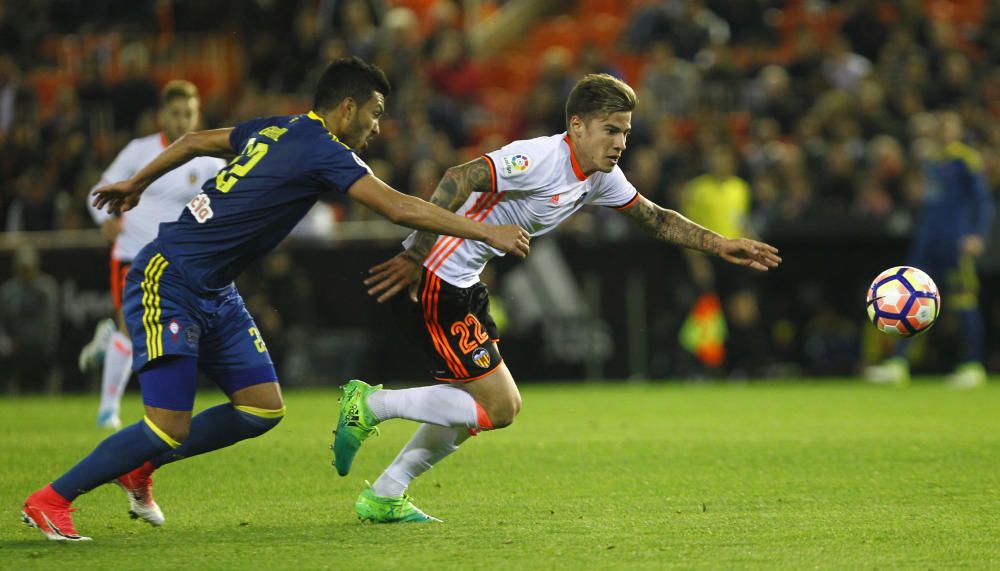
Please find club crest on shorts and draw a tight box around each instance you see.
[472,347,491,369]
[169,320,181,342]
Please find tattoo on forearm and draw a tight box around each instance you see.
[407,158,493,260]
[626,199,722,255]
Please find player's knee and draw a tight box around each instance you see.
[150,418,190,445]
[233,404,286,437]
[162,419,191,443]
[229,378,283,410]
[487,396,521,429]
[169,428,190,444]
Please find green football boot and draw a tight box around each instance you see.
[332,379,382,476]
[355,483,442,523]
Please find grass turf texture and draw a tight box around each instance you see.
[2,380,999,569]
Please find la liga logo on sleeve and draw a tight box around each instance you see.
[501,154,531,177]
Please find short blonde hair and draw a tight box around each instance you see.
[160,80,199,106]
[565,73,637,127]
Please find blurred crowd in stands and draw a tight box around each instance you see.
[0,0,998,388]
[1,0,997,238]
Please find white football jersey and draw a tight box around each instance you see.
[88,132,225,262]
[403,133,639,288]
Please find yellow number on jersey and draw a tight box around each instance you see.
[216,138,269,193]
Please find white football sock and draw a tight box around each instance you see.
[98,332,132,418]
[372,423,471,497]
[367,384,478,428]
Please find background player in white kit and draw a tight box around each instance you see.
[332,74,783,522]
[80,80,224,429]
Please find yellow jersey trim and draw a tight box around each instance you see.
[306,110,351,149]
[307,110,327,127]
[945,141,983,171]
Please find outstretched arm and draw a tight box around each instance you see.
[620,195,781,271]
[348,174,528,259]
[92,129,235,214]
[404,157,494,262]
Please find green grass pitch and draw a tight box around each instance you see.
[2,380,999,569]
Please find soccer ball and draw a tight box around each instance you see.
[866,266,940,337]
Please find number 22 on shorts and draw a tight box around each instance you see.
[450,314,489,354]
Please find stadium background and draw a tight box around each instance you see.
[0,0,997,392]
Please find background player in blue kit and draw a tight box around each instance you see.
[20,57,531,542]
[866,111,994,388]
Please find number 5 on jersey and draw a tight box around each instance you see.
[216,138,269,193]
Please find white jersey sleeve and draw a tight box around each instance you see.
[484,137,560,195]
[87,140,144,225]
[585,165,640,210]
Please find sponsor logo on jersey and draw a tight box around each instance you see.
[501,154,530,177]
[187,193,214,223]
[472,347,491,369]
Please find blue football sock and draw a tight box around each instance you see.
[957,308,984,363]
[151,403,284,468]
[51,418,176,501]
[892,338,912,360]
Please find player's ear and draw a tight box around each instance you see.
[569,115,583,137]
[342,97,357,121]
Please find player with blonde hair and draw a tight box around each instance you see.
[81,80,225,430]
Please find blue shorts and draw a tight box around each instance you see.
[122,247,276,387]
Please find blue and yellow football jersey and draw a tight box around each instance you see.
[914,141,993,252]
[153,111,370,292]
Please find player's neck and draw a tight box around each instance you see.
[315,109,346,140]
[565,135,597,177]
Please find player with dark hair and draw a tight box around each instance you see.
[333,73,782,522]
[80,79,225,431]
[20,56,530,541]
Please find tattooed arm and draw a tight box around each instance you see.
[402,157,495,263]
[621,195,724,254]
[364,157,501,303]
[620,195,782,271]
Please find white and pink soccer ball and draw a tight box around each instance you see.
[866,266,940,338]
